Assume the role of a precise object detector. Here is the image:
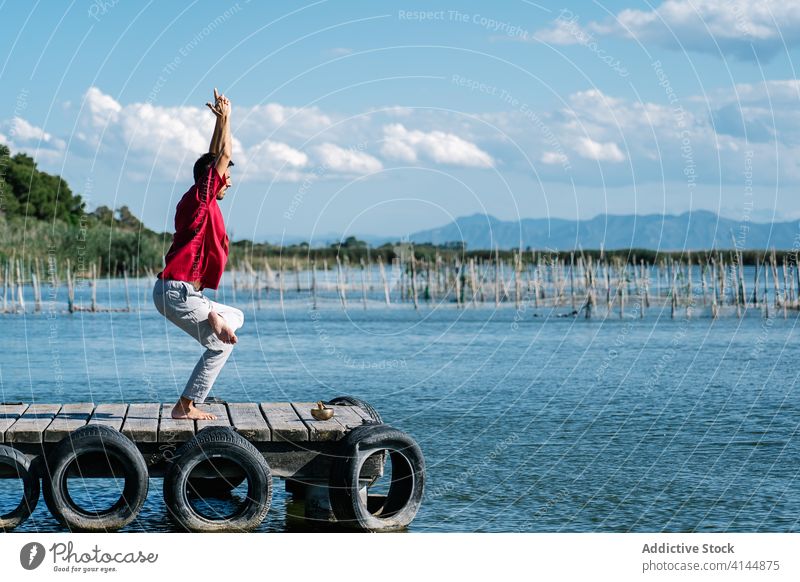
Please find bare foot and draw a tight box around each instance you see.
[208,311,238,344]
[171,400,216,420]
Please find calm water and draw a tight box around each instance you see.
[1,278,798,532]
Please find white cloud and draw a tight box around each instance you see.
[541,151,569,165]
[85,86,121,126]
[243,139,309,181]
[314,143,382,174]
[0,118,66,165]
[75,87,332,182]
[242,103,332,141]
[536,0,800,60]
[574,137,626,162]
[380,123,494,168]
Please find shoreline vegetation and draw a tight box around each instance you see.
[3,143,800,317]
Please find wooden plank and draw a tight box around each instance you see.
[88,403,128,431]
[227,402,271,441]
[329,404,369,429]
[194,402,231,432]
[260,402,309,442]
[4,403,62,443]
[291,402,348,442]
[122,403,161,443]
[158,403,194,443]
[0,404,29,443]
[44,402,95,442]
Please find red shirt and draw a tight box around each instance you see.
[158,165,229,290]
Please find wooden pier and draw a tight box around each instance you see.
[0,399,425,533]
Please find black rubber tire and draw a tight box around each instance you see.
[0,445,39,532]
[41,424,149,532]
[325,395,382,424]
[163,426,272,532]
[183,427,248,498]
[329,424,425,531]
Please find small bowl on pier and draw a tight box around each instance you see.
[311,401,334,421]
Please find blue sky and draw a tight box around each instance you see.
[2,0,800,242]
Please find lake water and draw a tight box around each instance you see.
[1,278,798,532]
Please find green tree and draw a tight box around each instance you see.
[2,148,85,224]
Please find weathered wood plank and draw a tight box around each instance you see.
[228,402,271,441]
[87,403,128,431]
[44,403,95,442]
[260,402,309,442]
[194,402,231,431]
[291,402,347,442]
[329,404,369,429]
[158,403,194,443]
[4,404,62,443]
[122,403,161,443]
[0,404,29,443]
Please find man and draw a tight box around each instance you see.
[152,89,241,420]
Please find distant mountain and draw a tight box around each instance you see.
[401,211,800,251]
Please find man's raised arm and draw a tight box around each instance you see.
[214,95,232,178]
[206,88,224,156]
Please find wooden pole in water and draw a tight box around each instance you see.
[278,258,285,310]
[569,251,576,311]
[310,258,317,310]
[670,260,678,319]
[66,258,74,314]
[752,257,760,306]
[360,258,368,310]
[686,252,692,301]
[514,250,522,310]
[378,256,390,306]
[336,255,346,309]
[454,259,462,309]
[469,257,479,307]
[782,256,788,319]
[770,249,780,309]
[764,260,770,318]
[31,259,40,313]
[619,261,626,319]
[738,249,747,313]
[263,258,274,297]
[123,266,131,312]
[711,256,718,319]
[89,262,97,312]
[701,260,708,307]
[410,251,419,310]
[730,252,741,318]
[719,252,727,306]
[16,258,25,313]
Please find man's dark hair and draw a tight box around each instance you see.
[193,152,217,185]
[193,153,235,185]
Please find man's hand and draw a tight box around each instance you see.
[217,94,231,117]
[205,87,226,117]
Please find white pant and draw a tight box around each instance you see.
[153,278,244,403]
